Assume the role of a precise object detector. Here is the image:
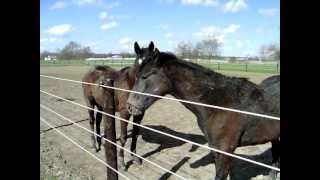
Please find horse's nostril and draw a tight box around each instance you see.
[127,103,132,113]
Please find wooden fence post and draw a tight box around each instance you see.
[245,64,248,72]
[104,79,118,180]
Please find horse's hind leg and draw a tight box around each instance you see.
[95,105,103,152]
[213,147,234,180]
[86,98,96,150]
[271,139,280,165]
[207,126,239,180]
[130,114,143,165]
[270,139,280,180]
[119,111,130,170]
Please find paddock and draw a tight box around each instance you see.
[40,65,279,180]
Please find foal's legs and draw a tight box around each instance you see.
[85,98,96,150]
[130,114,143,165]
[95,105,103,152]
[207,121,240,180]
[270,139,280,180]
[213,144,236,180]
[271,139,280,165]
[119,110,130,170]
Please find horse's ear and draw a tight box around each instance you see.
[153,48,161,66]
[148,41,154,51]
[134,42,141,55]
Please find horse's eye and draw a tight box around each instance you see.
[142,75,148,79]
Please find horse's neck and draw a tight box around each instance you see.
[127,66,138,89]
[164,62,244,115]
[165,64,213,115]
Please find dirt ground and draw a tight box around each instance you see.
[40,65,279,180]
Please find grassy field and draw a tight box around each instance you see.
[40,59,280,74]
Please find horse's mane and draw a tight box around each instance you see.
[94,65,113,71]
[159,52,249,83]
[158,51,266,102]
[119,66,131,73]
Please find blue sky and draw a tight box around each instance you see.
[40,0,279,56]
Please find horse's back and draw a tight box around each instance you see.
[260,75,280,115]
[82,65,118,104]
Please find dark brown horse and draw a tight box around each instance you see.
[127,42,280,180]
[82,41,155,170]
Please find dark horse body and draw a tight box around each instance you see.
[127,42,280,180]
[82,64,144,169]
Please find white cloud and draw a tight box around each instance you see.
[258,8,279,17]
[181,0,218,7]
[193,26,219,37]
[223,46,233,51]
[50,1,67,10]
[119,37,134,51]
[101,22,118,30]
[74,0,102,6]
[216,34,225,43]
[193,26,225,43]
[99,11,108,20]
[236,40,244,48]
[223,0,247,13]
[106,2,120,9]
[165,33,174,38]
[160,0,175,3]
[224,24,240,33]
[156,24,169,30]
[47,24,72,36]
[119,37,132,45]
[193,24,241,43]
[40,37,57,43]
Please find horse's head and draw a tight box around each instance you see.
[134,41,155,66]
[127,45,172,115]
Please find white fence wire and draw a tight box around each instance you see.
[40,89,280,172]
[40,74,280,121]
[40,104,187,180]
[40,116,131,180]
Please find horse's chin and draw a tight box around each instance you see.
[127,103,144,116]
[131,107,143,116]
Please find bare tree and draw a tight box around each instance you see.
[59,41,93,60]
[267,43,280,61]
[191,43,201,59]
[175,41,193,59]
[196,39,221,60]
[259,43,280,61]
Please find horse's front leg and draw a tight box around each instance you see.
[207,121,239,180]
[119,111,130,170]
[130,114,143,165]
[95,106,103,152]
[269,139,280,180]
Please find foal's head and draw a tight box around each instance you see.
[134,41,156,66]
[128,44,173,115]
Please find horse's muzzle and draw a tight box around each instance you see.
[127,103,143,115]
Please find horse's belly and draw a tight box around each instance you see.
[240,120,280,146]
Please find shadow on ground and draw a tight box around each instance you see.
[118,125,276,180]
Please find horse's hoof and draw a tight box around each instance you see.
[132,157,142,165]
[120,164,128,171]
[269,171,278,180]
[96,148,101,152]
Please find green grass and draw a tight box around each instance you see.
[40,60,279,74]
[200,63,279,73]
